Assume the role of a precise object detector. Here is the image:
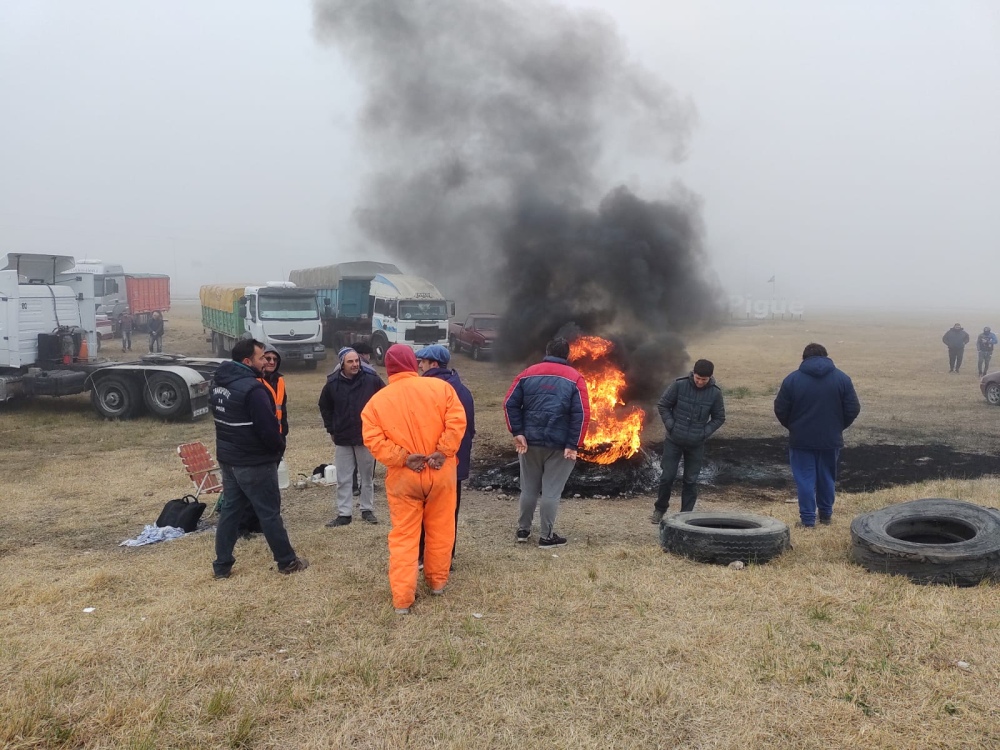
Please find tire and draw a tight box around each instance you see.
[450,336,459,353]
[91,375,142,419]
[142,373,190,419]
[660,511,790,565]
[850,498,1000,586]
[371,334,388,366]
[986,383,1000,405]
[471,344,482,361]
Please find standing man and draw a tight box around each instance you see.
[650,359,726,525]
[361,344,467,614]
[211,338,308,578]
[942,323,969,373]
[977,327,997,377]
[319,347,384,527]
[774,343,861,528]
[415,344,475,567]
[504,337,590,548]
[119,307,134,352]
[148,310,164,353]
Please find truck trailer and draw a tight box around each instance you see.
[66,260,171,332]
[1,253,219,420]
[288,262,453,365]
[200,283,326,368]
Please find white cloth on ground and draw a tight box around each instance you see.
[120,524,186,547]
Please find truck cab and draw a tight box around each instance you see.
[239,283,326,367]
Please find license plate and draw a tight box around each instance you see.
[304,353,314,360]
[193,406,209,417]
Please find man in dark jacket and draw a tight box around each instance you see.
[148,310,164,353]
[211,338,307,578]
[119,307,134,352]
[651,359,726,524]
[416,344,475,565]
[503,337,591,548]
[942,323,970,373]
[774,343,861,528]
[976,327,997,377]
[318,347,385,527]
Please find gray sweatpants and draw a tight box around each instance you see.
[335,444,376,517]
[517,446,576,538]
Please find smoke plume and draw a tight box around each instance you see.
[313,0,726,394]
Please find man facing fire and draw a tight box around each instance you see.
[504,337,591,548]
[651,359,726,524]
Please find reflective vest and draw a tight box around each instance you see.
[258,376,286,427]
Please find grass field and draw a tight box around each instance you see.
[2,304,1000,748]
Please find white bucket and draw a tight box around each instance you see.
[277,459,290,490]
[324,464,338,484]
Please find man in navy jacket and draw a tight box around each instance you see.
[504,337,591,548]
[774,343,861,528]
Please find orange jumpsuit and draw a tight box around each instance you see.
[361,371,467,609]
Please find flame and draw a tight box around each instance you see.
[569,335,645,464]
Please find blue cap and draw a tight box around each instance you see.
[415,344,450,366]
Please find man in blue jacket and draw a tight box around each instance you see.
[211,338,308,578]
[416,344,475,566]
[774,343,861,528]
[504,337,591,548]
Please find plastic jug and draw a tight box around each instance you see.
[324,464,337,485]
[277,459,290,490]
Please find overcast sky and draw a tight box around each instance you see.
[2,1,998,312]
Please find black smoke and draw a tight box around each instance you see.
[313,0,726,394]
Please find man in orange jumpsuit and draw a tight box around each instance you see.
[361,344,467,614]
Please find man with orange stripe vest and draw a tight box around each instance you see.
[361,345,467,614]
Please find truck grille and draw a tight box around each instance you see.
[404,327,447,344]
[269,334,314,341]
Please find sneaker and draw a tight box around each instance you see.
[213,569,231,580]
[538,533,568,548]
[361,510,378,525]
[818,516,832,526]
[395,607,410,615]
[516,528,530,543]
[794,521,816,529]
[278,557,309,575]
[325,515,352,527]
[431,588,445,596]
[650,510,665,525]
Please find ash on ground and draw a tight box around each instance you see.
[469,438,1000,499]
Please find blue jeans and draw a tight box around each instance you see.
[789,448,839,526]
[214,462,297,575]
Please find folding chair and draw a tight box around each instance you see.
[177,441,224,514]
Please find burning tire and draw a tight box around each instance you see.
[850,498,1000,586]
[660,512,790,565]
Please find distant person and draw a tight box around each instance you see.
[651,359,726,525]
[503,337,591,548]
[148,310,164,353]
[415,344,476,568]
[942,323,969,373]
[977,327,997,377]
[354,341,375,369]
[318,347,384,527]
[119,307,134,352]
[211,338,307,578]
[361,344,467,614]
[774,343,861,528]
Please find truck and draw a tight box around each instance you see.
[1,253,220,420]
[200,283,326,368]
[67,260,171,332]
[288,262,454,365]
[448,313,501,360]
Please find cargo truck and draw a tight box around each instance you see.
[1,253,219,420]
[200,283,326,368]
[288,262,453,365]
[66,260,171,333]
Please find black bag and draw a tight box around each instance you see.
[156,494,207,533]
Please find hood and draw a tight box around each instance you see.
[799,356,836,378]
[385,344,418,376]
[263,344,282,371]
[214,360,260,387]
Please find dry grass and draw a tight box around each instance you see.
[2,306,1000,748]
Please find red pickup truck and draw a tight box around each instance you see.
[449,314,501,360]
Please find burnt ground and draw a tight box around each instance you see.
[469,438,1000,498]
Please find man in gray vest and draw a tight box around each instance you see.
[651,359,726,524]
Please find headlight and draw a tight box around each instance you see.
[313,344,325,352]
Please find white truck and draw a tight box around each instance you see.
[288,262,454,365]
[1,253,220,420]
[200,283,326,369]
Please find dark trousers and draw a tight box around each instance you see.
[655,440,705,513]
[789,448,839,526]
[420,480,462,562]
[978,350,992,376]
[149,332,163,353]
[214,462,297,575]
[948,347,964,371]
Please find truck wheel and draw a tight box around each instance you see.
[91,375,142,419]
[450,336,459,353]
[142,373,190,419]
[472,344,482,361]
[371,334,389,366]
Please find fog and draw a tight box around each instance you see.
[2,1,998,313]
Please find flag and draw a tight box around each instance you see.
[767,275,775,283]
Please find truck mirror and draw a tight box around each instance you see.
[449,300,456,317]
[238,298,248,318]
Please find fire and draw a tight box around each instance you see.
[569,335,645,464]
